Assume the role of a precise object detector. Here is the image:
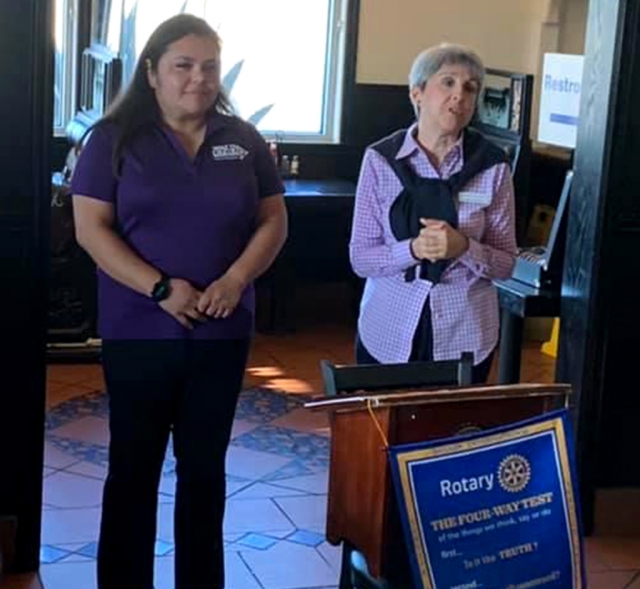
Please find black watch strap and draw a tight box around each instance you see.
[151,274,171,302]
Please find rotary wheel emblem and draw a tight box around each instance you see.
[498,454,531,493]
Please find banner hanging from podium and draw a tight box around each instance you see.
[388,410,584,589]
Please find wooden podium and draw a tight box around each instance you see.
[306,383,571,585]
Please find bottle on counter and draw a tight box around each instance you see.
[269,141,278,166]
[290,155,300,177]
[281,155,290,176]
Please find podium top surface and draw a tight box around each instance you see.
[304,383,571,412]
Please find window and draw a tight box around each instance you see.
[53,0,78,135]
[118,0,348,142]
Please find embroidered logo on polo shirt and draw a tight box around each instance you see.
[211,144,249,161]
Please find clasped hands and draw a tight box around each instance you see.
[159,272,246,329]
[410,218,469,262]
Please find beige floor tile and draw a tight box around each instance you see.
[317,541,343,573]
[225,551,264,589]
[76,375,105,391]
[586,537,613,573]
[155,502,176,541]
[46,364,102,386]
[157,473,279,503]
[40,507,101,545]
[229,482,308,500]
[65,461,107,481]
[46,382,101,408]
[0,573,43,589]
[43,472,104,509]
[586,570,637,589]
[226,446,292,480]
[268,472,329,495]
[223,499,295,535]
[241,540,338,589]
[158,472,176,497]
[45,380,69,399]
[273,495,328,533]
[590,537,640,570]
[39,560,96,589]
[625,572,640,588]
[152,556,174,589]
[595,488,640,536]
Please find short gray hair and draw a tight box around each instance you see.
[408,42,485,91]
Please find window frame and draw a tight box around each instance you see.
[53,0,79,137]
[253,0,349,144]
[56,0,356,144]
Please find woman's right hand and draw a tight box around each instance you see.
[158,278,207,329]
[411,219,468,262]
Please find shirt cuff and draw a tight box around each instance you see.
[392,239,418,270]
[459,237,487,275]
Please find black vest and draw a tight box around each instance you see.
[371,127,509,283]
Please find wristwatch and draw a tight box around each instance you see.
[151,274,172,302]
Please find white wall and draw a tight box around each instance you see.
[558,0,588,54]
[356,0,549,84]
[354,0,588,141]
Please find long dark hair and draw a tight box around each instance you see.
[94,14,235,176]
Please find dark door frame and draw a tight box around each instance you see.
[0,0,53,573]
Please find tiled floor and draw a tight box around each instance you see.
[3,297,639,588]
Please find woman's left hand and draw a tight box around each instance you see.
[420,218,469,261]
[197,272,247,319]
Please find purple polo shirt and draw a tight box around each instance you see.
[70,113,284,340]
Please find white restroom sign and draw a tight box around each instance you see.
[537,53,584,148]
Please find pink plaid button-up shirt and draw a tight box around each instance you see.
[349,124,517,365]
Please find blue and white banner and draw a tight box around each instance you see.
[388,410,585,589]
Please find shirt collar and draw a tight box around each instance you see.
[154,111,232,143]
[205,111,233,138]
[395,122,465,164]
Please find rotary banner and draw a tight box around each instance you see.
[388,409,585,589]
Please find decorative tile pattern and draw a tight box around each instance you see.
[233,425,330,469]
[32,329,640,589]
[236,533,279,550]
[44,388,322,470]
[45,436,109,467]
[234,387,310,423]
[45,391,107,430]
[154,540,174,557]
[261,460,320,482]
[40,545,72,564]
[286,530,326,548]
[75,542,98,559]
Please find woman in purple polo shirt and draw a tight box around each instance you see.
[349,43,517,383]
[71,14,287,589]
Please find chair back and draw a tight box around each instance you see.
[320,352,474,397]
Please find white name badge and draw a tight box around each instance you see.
[458,191,492,206]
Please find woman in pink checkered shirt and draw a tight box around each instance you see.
[349,43,517,383]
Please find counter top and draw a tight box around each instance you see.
[283,179,356,198]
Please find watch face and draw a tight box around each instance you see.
[152,279,170,301]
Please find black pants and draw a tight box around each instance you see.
[97,339,250,589]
